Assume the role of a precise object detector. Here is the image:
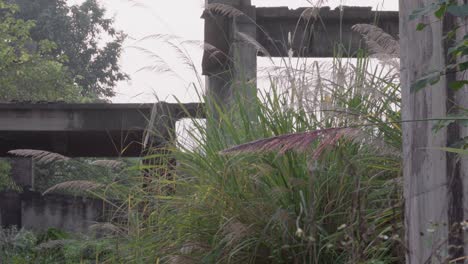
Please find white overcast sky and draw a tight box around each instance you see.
[69,0,399,103]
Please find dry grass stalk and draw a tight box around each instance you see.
[43,180,103,195]
[221,128,358,158]
[222,220,250,245]
[167,255,197,264]
[35,239,72,250]
[351,24,400,57]
[300,7,320,20]
[8,149,70,164]
[179,241,209,255]
[89,222,124,235]
[205,3,245,18]
[236,32,271,58]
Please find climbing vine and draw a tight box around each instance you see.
[410,1,468,91]
[410,0,468,154]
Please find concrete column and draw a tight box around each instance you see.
[400,0,468,262]
[203,0,257,119]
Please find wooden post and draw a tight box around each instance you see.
[400,1,468,263]
[203,0,257,119]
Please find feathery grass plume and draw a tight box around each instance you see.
[166,255,197,264]
[179,241,210,255]
[127,46,181,78]
[136,33,181,43]
[221,219,250,248]
[8,149,69,165]
[236,32,271,58]
[300,7,320,20]
[89,222,124,236]
[205,3,245,18]
[91,160,124,169]
[221,127,358,157]
[35,239,72,250]
[182,40,227,62]
[43,180,103,195]
[352,24,400,57]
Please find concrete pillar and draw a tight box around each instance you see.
[400,0,468,262]
[203,0,257,119]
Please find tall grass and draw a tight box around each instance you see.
[83,50,404,264]
[8,5,405,263]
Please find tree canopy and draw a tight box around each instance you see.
[12,0,128,98]
[0,0,82,102]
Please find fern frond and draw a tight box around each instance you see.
[8,149,69,164]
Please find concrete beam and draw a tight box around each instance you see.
[0,102,204,157]
[256,6,399,57]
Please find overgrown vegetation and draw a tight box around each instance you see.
[0,226,115,264]
[1,2,410,264]
[0,160,17,192]
[0,0,126,102]
[117,54,403,263]
[9,45,403,264]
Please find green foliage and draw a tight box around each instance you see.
[12,0,129,98]
[446,4,468,17]
[32,157,136,194]
[439,147,468,155]
[0,0,86,102]
[0,0,35,71]
[409,0,448,21]
[0,226,114,264]
[0,160,19,192]
[0,59,83,102]
[410,0,468,94]
[0,227,37,263]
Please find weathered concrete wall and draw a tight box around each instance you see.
[0,159,103,233]
[0,191,22,228]
[1,191,103,233]
[21,191,103,233]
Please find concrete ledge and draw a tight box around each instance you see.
[0,102,205,157]
[255,6,399,57]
